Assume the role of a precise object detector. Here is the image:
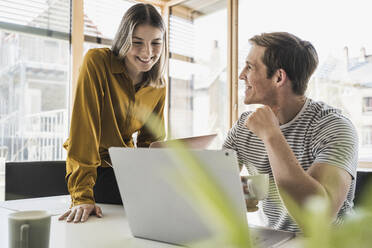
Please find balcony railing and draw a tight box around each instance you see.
[0,109,67,161]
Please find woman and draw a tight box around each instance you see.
[59,3,167,223]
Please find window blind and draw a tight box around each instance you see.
[0,0,70,39]
[169,15,194,58]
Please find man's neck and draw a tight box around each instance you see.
[275,95,307,125]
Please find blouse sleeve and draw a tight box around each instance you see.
[137,88,166,147]
[64,49,105,206]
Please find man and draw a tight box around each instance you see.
[223,32,358,232]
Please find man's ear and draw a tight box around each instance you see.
[276,69,287,84]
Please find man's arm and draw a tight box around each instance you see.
[307,162,352,217]
[223,114,259,212]
[264,132,351,216]
[245,105,353,220]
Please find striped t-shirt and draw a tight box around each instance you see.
[223,98,358,232]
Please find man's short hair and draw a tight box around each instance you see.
[249,32,318,95]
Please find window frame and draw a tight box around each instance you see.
[4,0,369,165]
[70,0,372,167]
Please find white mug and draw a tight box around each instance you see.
[242,173,269,200]
[8,210,51,248]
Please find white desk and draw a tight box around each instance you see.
[0,196,302,248]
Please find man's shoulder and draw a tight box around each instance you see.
[306,99,347,121]
[306,99,341,115]
[238,110,253,120]
[306,99,356,132]
[235,111,253,127]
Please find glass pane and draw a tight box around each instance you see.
[83,42,110,55]
[0,31,69,163]
[0,0,70,33]
[84,0,135,40]
[83,1,161,49]
[238,0,372,160]
[362,126,372,146]
[168,0,228,148]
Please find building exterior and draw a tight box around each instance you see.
[0,0,105,162]
[308,47,372,160]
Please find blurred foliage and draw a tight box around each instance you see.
[141,108,372,248]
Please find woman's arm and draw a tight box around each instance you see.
[64,49,105,207]
[137,88,166,147]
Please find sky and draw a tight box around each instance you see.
[190,0,372,67]
[5,0,371,62]
[238,0,372,62]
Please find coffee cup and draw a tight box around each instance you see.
[241,173,269,200]
[8,210,51,248]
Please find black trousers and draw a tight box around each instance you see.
[93,166,123,205]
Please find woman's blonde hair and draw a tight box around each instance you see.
[111,3,167,87]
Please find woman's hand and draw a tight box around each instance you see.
[58,204,103,223]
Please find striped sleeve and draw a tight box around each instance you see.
[311,113,358,179]
[223,113,247,150]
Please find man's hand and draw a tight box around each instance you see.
[58,204,103,223]
[241,176,259,212]
[245,199,259,212]
[245,105,280,141]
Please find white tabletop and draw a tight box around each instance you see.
[0,196,302,248]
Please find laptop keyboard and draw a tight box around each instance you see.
[249,227,295,248]
[251,232,269,247]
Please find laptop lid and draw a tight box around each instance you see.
[149,134,217,149]
[109,148,295,247]
[109,148,246,245]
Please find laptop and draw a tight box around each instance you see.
[149,134,217,149]
[109,148,295,247]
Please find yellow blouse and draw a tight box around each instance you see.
[63,48,166,206]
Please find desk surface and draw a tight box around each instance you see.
[0,196,302,248]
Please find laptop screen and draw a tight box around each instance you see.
[149,134,217,149]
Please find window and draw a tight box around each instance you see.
[362,97,372,113]
[0,0,71,200]
[83,0,136,52]
[238,0,372,161]
[168,0,228,148]
[0,1,71,163]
